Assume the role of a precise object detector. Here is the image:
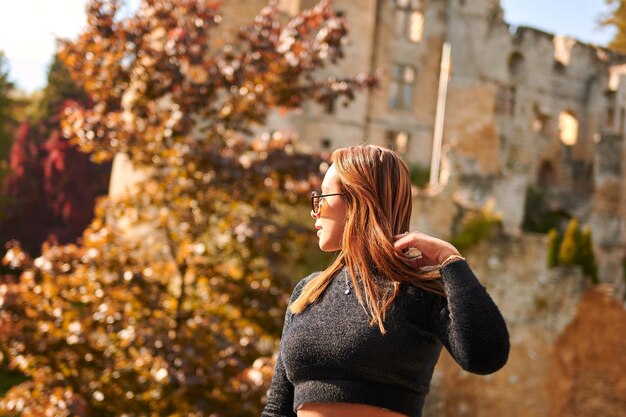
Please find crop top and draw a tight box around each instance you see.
[261,260,510,417]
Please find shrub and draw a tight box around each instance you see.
[450,209,502,252]
[546,228,560,268]
[558,218,581,266]
[409,163,430,188]
[579,229,598,284]
[547,218,598,283]
[521,186,571,233]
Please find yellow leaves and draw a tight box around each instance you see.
[242,356,273,387]
[182,63,209,84]
[219,103,233,117]
[227,263,244,280]
[90,150,111,164]
[2,246,29,269]
[148,27,168,53]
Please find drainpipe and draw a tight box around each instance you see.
[364,0,382,141]
[429,41,452,189]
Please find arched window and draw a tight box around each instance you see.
[320,137,332,150]
[537,160,557,187]
[508,52,525,82]
[558,110,579,146]
[532,103,550,135]
[385,130,411,154]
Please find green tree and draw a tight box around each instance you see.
[558,218,581,265]
[0,51,17,184]
[601,0,626,53]
[546,228,560,268]
[579,228,598,284]
[548,218,598,283]
[449,208,502,252]
[409,162,430,188]
[0,1,376,416]
[521,186,570,234]
[35,53,90,123]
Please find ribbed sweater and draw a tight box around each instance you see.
[261,260,510,417]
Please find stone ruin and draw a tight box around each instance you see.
[215,0,626,292]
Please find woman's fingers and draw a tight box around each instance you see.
[396,250,437,268]
[393,231,420,251]
[394,233,436,267]
[398,256,422,268]
[403,247,422,258]
[393,231,453,266]
[393,231,431,254]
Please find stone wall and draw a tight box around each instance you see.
[423,234,589,417]
[546,285,626,417]
[289,0,626,288]
[591,133,625,292]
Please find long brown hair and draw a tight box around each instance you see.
[290,145,445,334]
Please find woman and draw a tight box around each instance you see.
[262,145,509,417]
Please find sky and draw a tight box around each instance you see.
[0,0,618,93]
[500,0,616,44]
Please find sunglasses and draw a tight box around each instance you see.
[310,191,344,215]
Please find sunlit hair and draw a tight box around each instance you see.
[291,145,446,334]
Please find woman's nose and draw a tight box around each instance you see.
[310,209,319,219]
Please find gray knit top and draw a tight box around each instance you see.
[261,260,510,417]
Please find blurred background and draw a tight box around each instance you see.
[0,0,625,416]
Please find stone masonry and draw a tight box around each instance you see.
[211,0,626,289]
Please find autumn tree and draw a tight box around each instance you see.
[0,0,375,416]
[602,0,626,53]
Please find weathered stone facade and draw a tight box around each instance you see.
[212,0,626,289]
[424,234,589,417]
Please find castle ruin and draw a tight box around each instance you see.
[212,0,626,291]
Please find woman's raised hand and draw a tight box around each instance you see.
[393,231,461,268]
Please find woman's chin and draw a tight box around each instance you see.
[318,240,340,252]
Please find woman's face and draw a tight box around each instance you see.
[311,164,347,252]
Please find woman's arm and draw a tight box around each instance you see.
[262,273,317,417]
[394,231,509,375]
[426,259,510,374]
[262,349,296,417]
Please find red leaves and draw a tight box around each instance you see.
[0,118,111,255]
